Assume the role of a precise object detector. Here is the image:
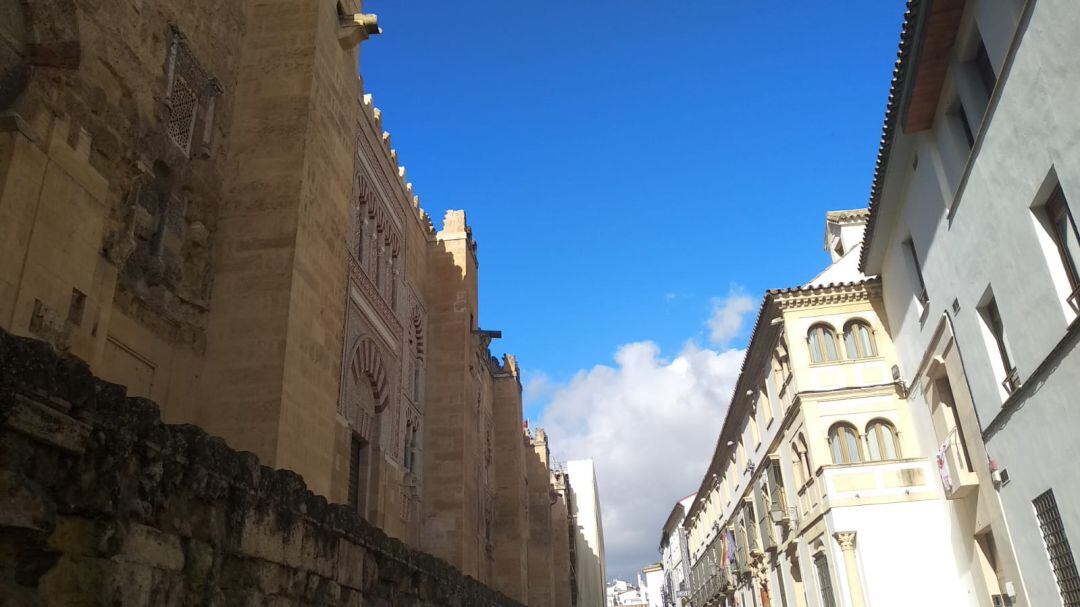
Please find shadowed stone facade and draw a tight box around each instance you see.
[0,0,592,603]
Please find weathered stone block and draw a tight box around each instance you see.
[37,555,114,607]
[335,537,366,590]
[0,470,53,532]
[116,523,184,572]
[46,517,103,557]
[0,328,525,606]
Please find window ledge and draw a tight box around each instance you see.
[809,356,886,369]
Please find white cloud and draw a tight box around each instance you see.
[522,371,556,407]
[707,287,756,346]
[537,340,745,581]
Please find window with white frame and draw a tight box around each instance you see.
[808,323,840,363]
[865,419,900,461]
[828,423,863,465]
[1043,185,1080,310]
[978,292,1020,395]
[843,320,878,359]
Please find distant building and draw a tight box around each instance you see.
[607,579,646,607]
[658,494,696,607]
[640,563,665,607]
[568,459,608,607]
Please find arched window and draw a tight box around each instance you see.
[793,433,812,486]
[843,320,878,359]
[865,419,900,461]
[828,423,863,464]
[808,324,840,363]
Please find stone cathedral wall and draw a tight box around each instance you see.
[0,328,523,607]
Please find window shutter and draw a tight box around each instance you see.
[755,484,775,550]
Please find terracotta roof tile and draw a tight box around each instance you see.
[859,0,923,271]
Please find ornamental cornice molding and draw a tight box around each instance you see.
[773,281,880,311]
[348,253,404,342]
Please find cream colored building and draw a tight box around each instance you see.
[684,211,981,607]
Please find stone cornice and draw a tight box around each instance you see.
[772,280,879,311]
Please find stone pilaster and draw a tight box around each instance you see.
[834,531,866,607]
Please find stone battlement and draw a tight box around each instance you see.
[0,328,524,606]
[361,91,434,235]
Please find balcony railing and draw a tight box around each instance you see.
[936,428,978,499]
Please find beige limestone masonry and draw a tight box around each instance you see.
[0,1,580,603]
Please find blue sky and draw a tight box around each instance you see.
[362,0,908,579]
[363,1,905,398]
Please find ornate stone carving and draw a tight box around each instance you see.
[348,254,403,342]
[343,336,391,443]
[163,25,223,157]
[834,531,857,551]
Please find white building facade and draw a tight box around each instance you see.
[659,494,697,607]
[569,459,609,607]
[861,1,1080,605]
[641,563,665,607]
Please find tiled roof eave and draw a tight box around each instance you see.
[859,0,926,272]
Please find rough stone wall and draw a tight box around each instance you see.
[196,0,361,497]
[0,0,361,498]
[0,0,247,409]
[0,329,523,607]
[527,431,554,607]
[550,474,572,607]
[492,363,530,602]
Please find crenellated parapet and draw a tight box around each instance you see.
[360,91,435,236]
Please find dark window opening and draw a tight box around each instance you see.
[349,436,370,518]
[1046,187,1080,306]
[68,289,86,326]
[904,238,930,307]
[973,39,997,100]
[954,100,976,149]
[814,553,837,607]
[981,296,1019,393]
[1034,490,1080,606]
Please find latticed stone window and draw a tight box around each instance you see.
[163,25,223,157]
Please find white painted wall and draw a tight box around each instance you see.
[569,459,608,607]
[829,501,978,607]
[867,1,1080,605]
[643,567,665,607]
